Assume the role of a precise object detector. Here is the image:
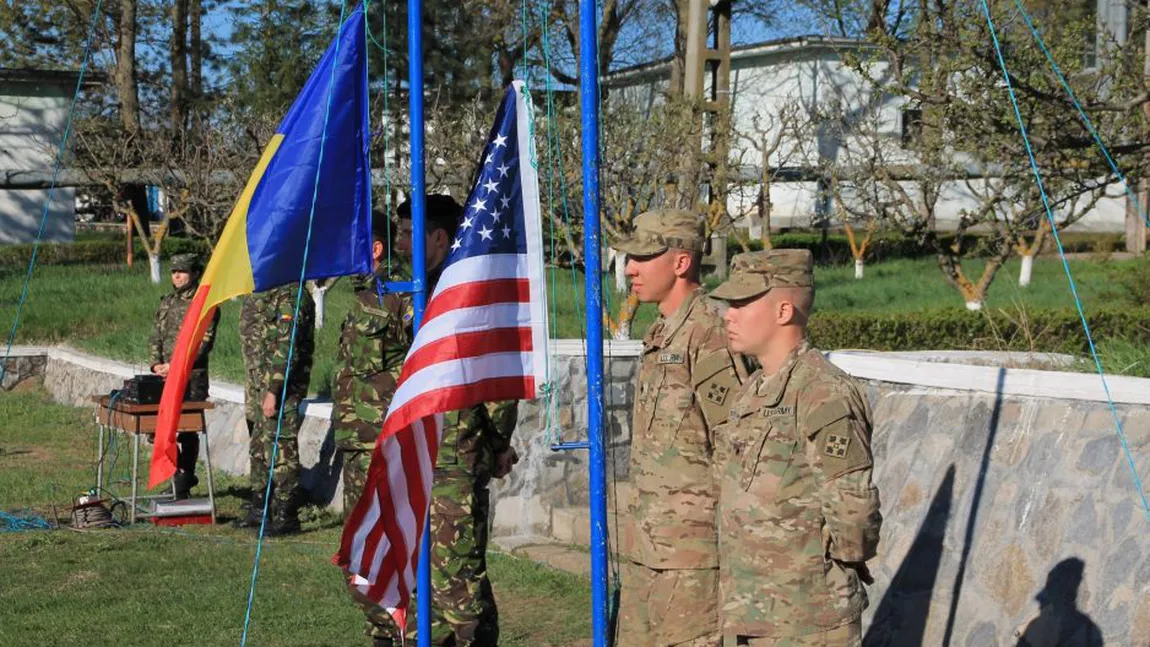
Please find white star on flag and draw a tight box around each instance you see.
[482,179,499,195]
[493,133,508,148]
[500,195,511,209]
[470,197,487,213]
[502,225,511,239]
[478,225,493,240]
[497,163,510,178]
[460,215,474,230]
[491,209,502,223]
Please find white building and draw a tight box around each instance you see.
[607,1,1134,234]
[0,68,98,244]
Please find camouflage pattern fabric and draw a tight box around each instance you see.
[332,274,410,453]
[149,280,219,401]
[617,560,720,646]
[239,285,315,507]
[715,342,881,639]
[618,287,744,646]
[725,621,861,647]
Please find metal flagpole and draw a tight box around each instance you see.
[579,0,609,644]
[407,0,432,644]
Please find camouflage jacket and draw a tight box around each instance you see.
[715,342,882,637]
[421,263,518,481]
[149,282,220,401]
[332,274,411,451]
[624,288,746,570]
[239,284,316,420]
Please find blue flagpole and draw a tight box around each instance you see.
[579,0,608,644]
[408,0,432,644]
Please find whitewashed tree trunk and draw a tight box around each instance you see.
[1019,254,1034,287]
[965,300,983,311]
[309,282,329,329]
[854,258,865,279]
[148,253,161,284]
[613,249,627,293]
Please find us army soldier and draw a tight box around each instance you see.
[610,209,746,647]
[709,250,882,647]
[236,283,316,536]
[148,252,220,499]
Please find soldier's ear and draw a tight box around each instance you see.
[371,240,385,262]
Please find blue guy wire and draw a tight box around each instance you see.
[1009,0,1148,228]
[0,0,105,386]
[240,2,353,644]
[977,0,1150,521]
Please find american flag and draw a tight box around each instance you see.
[334,81,548,623]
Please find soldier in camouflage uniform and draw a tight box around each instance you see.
[236,282,316,536]
[333,209,409,515]
[149,252,220,499]
[609,209,747,647]
[709,250,882,647]
[355,195,518,647]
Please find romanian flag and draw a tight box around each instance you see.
[148,6,371,488]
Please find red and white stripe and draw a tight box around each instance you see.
[334,81,548,625]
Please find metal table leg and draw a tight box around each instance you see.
[202,424,217,524]
[96,424,106,493]
[131,433,140,525]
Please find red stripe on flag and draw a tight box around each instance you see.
[422,278,529,324]
[149,285,216,488]
[382,375,534,440]
[396,327,533,388]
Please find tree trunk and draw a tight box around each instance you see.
[1019,254,1034,287]
[612,294,640,340]
[189,0,203,101]
[613,249,626,292]
[310,282,329,329]
[116,0,140,133]
[149,253,161,284]
[855,258,865,279]
[170,0,189,135]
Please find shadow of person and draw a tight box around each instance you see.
[1015,558,1103,647]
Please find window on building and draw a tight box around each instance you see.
[901,108,923,147]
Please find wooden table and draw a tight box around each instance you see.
[90,396,217,524]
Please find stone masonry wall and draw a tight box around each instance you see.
[5,345,1148,644]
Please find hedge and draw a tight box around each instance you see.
[728,231,1123,264]
[0,237,209,267]
[808,306,1150,355]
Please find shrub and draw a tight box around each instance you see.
[0,238,209,267]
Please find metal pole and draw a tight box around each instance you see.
[579,0,608,644]
[408,0,431,644]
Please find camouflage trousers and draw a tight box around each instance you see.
[341,448,373,515]
[618,561,720,647]
[245,396,303,506]
[351,472,498,647]
[723,622,861,647]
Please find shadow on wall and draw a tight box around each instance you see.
[1014,558,1103,647]
[864,465,955,647]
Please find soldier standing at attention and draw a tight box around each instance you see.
[149,252,220,500]
[709,250,882,647]
[609,209,746,647]
[235,282,316,536]
[368,194,518,647]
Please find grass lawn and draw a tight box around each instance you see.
[0,385,592,646]
[2,254,1142,376]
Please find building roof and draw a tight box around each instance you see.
[606,34,871,83]
[0,67,106,87]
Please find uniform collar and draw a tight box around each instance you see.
[752,340,811,407]
[644,287,703,349]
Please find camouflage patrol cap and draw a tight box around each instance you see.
[610,209,706,256]
[169,253,203,273]
[710,249,814,301]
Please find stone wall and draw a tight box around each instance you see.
[5,344,1149,644]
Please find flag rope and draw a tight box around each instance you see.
[977,0,1150,521]
[1,0,105,385]
[240,2,354,644]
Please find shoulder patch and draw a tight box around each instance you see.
[280,312,294,322]
[403,304,414,324]
[817,418,872,479]
[803,399,850,437]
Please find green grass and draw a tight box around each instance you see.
[0,255,1144,390]
[0,386,591,646]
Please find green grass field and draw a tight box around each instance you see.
[0,386,591,647]
[0,254,1146,388]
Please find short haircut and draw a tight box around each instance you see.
[670,248,703,283]
[397,194,463,240]
[774,286,815,322]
